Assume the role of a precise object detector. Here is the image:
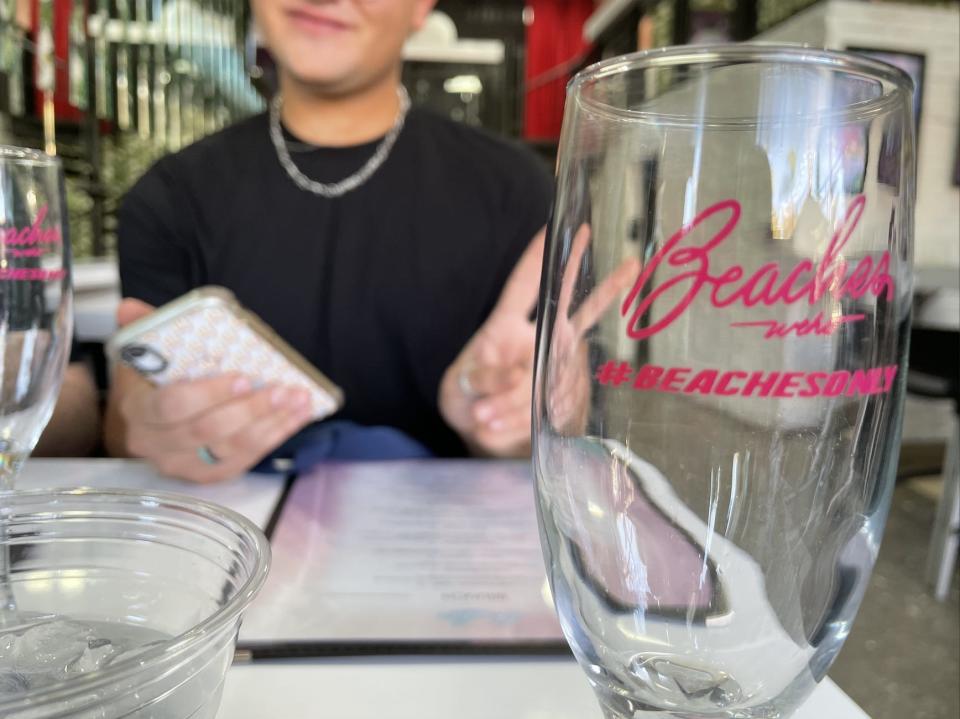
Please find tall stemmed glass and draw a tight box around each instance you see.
[0,146,73,616]
[533,46,914,718]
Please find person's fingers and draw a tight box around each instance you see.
[549,369,591,432]
[471,319,536,375]
[198,386,310,447]
[151,404,314,484]
[123,372,255,426]
[572,256,643,337]
[472,372,531,427]
[541,334,591,433]
[117,297,155,327]
[490,229,546,318]
[441,228,542,438]
[207,402,315,472]
[480,405,531,438]
[473,411,531,457]
[126,384,310,455]
[557,224,592,317]
[485,406,531,436]
[463,363,526,399]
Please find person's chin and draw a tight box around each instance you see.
[287,72,356,95]
[283,59,357,91]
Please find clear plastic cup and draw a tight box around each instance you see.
[0,488,271,718]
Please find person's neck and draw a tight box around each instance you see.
[278,73,402,148]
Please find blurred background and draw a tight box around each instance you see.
[0,1,957,717]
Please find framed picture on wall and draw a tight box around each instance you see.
[847,47,925,138]
[814,70,870,195]
[848,48,926,188]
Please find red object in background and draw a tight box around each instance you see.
[32,0,87,124]
[523,0,595,141]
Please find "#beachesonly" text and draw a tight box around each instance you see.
[595,361,899,399]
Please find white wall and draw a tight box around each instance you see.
[759,0,960,270]
[757,1,829,44]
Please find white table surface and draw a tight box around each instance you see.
[15,459,870,719]
[16,458,286,530]
[218,659,869,719]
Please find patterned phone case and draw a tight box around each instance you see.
[107,287,344,421]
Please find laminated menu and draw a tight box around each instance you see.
[237,461,566,656]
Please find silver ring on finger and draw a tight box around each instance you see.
[458,364,479,400]
[197,445,221,465]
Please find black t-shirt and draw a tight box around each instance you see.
[118,109,553,456]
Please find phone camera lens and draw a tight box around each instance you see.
[120,345,168,375]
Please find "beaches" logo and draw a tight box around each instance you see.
[0,205,62,249]
[621,195,893,340]
[0,205,67,282]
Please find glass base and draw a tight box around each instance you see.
[596,691,791,719]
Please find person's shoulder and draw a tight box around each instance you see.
[128,113,268,200]
[411,110,552,189]
[121,113,269,228]
[156,113,269,180]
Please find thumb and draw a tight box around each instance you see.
[117,297,156,328]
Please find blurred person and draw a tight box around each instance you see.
[105,0,560,481]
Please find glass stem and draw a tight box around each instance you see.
[0,458,24,619]
[0,545,13,615]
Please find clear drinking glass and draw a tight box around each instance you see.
[0,488,271,718]
[0,146,72,487]
[533,45,915,718]
[0,146,72,618]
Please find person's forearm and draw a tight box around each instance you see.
[103,366,139,458]
[104,394,130,457]
[34,364,101,457]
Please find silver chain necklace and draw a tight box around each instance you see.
[269,86,410,198]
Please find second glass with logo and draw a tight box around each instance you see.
[533,46,915,718]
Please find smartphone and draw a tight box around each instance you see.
[106,287,344,421]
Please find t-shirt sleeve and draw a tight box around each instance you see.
[117,159,201,307]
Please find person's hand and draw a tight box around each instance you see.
[107,298,316,483]
[439,227,640,456]
[439,231,545,457]
[542,225,640,436]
